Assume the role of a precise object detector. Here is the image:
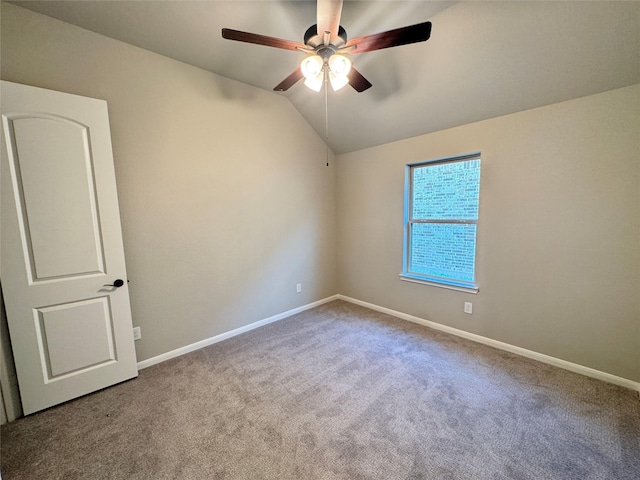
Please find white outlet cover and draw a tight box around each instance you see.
[464,302,473,314]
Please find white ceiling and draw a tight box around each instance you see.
[10,1,640,155]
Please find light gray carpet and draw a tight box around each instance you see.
[1,300,639,479]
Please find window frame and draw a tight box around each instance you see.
[400,152,481,294]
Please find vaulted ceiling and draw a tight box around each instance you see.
[11,1,640,154]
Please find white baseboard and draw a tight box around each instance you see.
[137,294,340,370]
[137,293,639,395]
[338,295,640,394]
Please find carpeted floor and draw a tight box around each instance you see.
[1,300,639,479]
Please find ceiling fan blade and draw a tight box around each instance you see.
[346,21,432,54]
[273,68,304,92]
[317,0,343,42]
[348,67,372,93]
[222,28,305,51]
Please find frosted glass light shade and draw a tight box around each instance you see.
[328,55,351,77]
[328,54,351,91]
[301,55,323,79]
[304,74,324,92]
[329,72,349,91]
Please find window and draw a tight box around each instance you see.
[401,153,481,293]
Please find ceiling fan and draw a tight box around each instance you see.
[222,0,432,93]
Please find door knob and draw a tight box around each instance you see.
[103,279,125,288]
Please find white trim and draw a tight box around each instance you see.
[399,274,479,294]
[136,292,639,396]
[337,295,640,394]
[137,295,340,370]
[407,151,482,167]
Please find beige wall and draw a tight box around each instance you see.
[337,84,640,382]
[1,4,338,363]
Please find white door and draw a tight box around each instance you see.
[1,81,138,415]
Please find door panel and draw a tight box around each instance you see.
[7,115,105,281]
[36,297,116,380]
[1,81,138,415]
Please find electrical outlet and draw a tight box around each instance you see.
[464,302,473,314]
[296,283,302,293]
[133,326,141,341]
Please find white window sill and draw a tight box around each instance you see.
[399,274,479,294]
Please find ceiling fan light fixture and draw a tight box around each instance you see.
[224,0,433,95]
[300,55,324,80]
